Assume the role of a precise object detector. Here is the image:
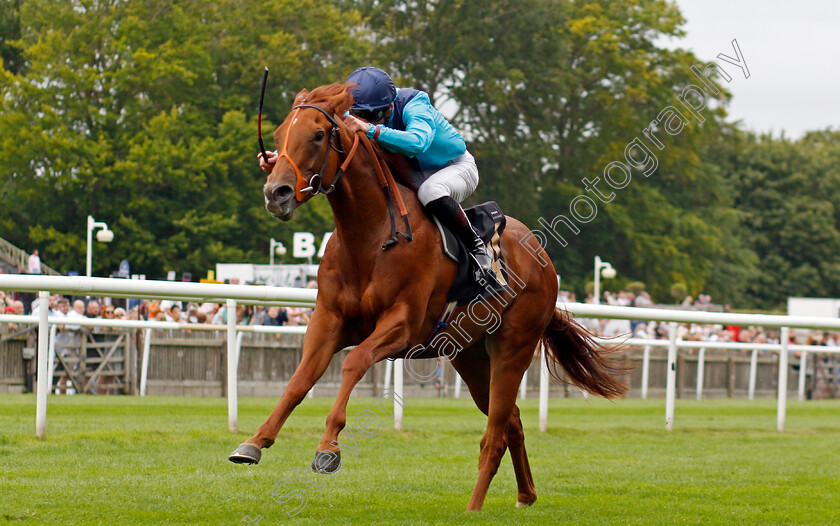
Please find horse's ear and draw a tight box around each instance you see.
[335,86,354,116]
[293,89,308,106]
[323,84,353,116]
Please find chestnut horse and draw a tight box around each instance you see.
[229,83,627,511]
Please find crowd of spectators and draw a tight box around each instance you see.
[1,279,319,335]
[556,287,836,348]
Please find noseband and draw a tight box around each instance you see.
[276,103,350,202]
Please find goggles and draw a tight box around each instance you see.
[350,107,388,122]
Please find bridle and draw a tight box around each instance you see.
[275,103,356,202]
[259,68,355,202]
[258,70,411,249]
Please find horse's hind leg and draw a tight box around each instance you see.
[451,345,537,509]
[506,405,537,507]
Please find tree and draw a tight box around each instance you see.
[0,0,366,277]
[717,130,840,308]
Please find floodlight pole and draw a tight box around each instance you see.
[86,215,112,277]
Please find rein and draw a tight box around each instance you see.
[275,102,413,249]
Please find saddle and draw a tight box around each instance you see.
[431,201,510,304]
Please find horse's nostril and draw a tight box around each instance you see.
[272,185,294,202]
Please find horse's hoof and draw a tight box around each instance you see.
[311,450,342,474]
[516,499,536,508]
[229,443,261,464]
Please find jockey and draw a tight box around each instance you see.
[341,66,493,275]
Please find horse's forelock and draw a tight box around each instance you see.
[304,83,354,116]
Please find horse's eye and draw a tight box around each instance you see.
[313,130,325,142]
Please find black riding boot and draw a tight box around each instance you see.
[424,196,493,277]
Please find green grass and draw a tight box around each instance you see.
[1,395,839,525]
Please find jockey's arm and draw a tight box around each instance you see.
[373,92,436,156]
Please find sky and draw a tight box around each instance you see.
[661,0,840,139]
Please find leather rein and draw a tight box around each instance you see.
[276,102,413,250]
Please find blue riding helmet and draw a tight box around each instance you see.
[346,66,397,112]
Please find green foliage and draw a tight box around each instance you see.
[627,281,646,295]
[0,0,363,277]
[670,281,688,302]
[714,129,840,308]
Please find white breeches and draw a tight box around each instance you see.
[416,151,479,205]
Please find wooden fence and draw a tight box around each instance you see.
[1,329,838,399]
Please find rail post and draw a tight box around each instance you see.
[539,343,549,432]
[35,291,50,439]
[139,328,152,396]
[696,347,705,400]
[226,299,238,433]
[640,345,651,399]
[519,369,528,399]
[797,351,807,401]
[394,358,404,430]
[665,322,678,431]
[748,348,759,400]
[777,327,789,432]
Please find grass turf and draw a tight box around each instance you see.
[1,394,839,525]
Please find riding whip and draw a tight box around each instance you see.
[258,66,269,164]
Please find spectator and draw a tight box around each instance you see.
[165,304,183,323]
[50,294,62,316]
[250,305,268,326]
[211,304,227,325]
[86,300,101,318]
[185,303,200,323]
[66,300,86,330]
[102,304,115,319]
[3,304,18,332]
[262,306,288,326]
[199,302,218,317]
[27,249,41,275]
[53,297,76,395]
[159,300,183,320]
[236,305,252,325]
[148,300,161,321]
[84,299,102,337]
[113,307,126,320]
[287,307,310,326]
[633,292,653,308]
[31,294,61,317]
[56,297,70,317]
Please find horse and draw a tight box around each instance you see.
[229,83,628,511]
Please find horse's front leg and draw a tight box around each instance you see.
[311,303,414,473]
[229,307,345,464]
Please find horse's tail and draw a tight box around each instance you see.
[540,307,629,399]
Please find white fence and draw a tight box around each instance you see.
[3,275,840,439]
[0,275,316,439]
